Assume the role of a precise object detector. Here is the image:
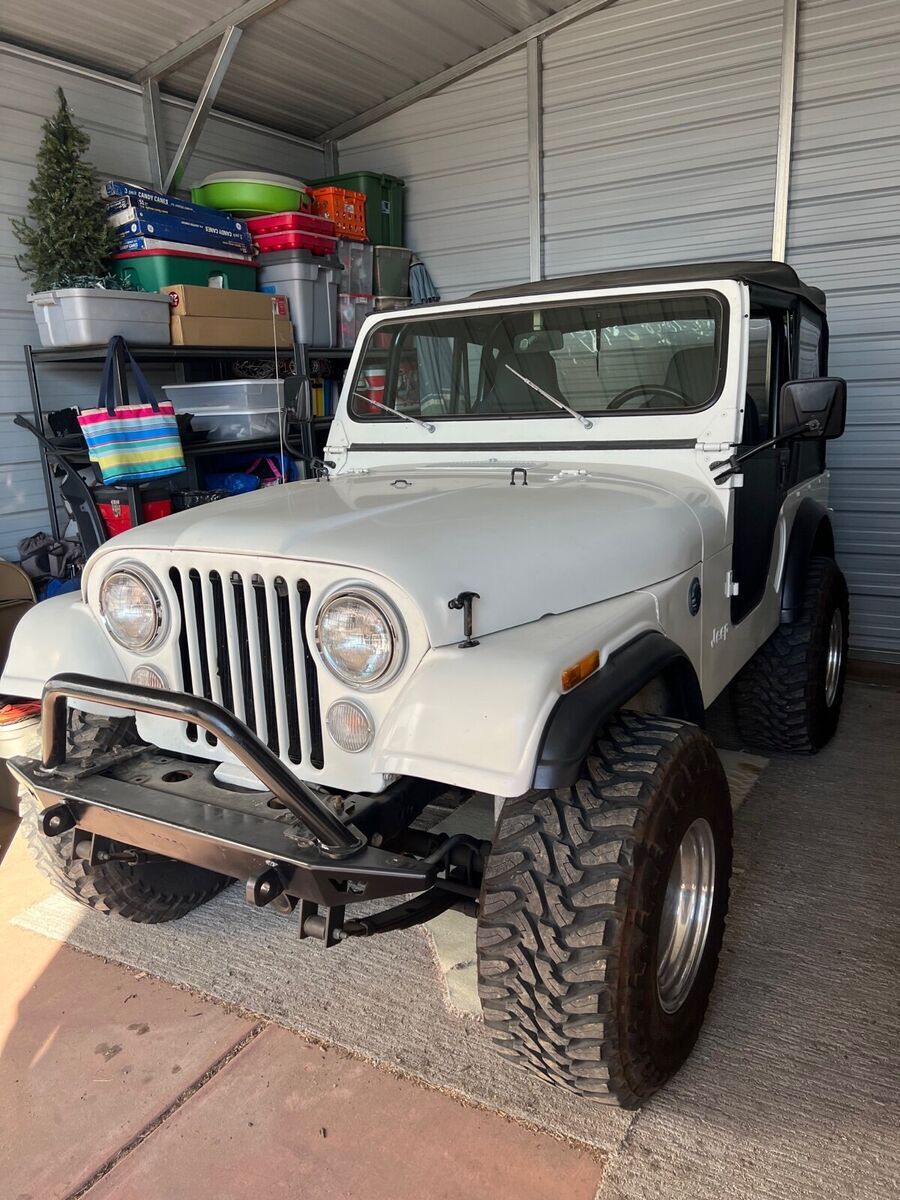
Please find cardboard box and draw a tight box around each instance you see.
[162,285,288,320]
[170,315,293,347]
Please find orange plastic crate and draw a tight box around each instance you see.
[310,186,367,241]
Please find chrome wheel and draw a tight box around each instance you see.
[824,607,843,708]
[657,817,717,1014]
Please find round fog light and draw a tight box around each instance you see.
[131,665,168,690]
[326,700,374,753]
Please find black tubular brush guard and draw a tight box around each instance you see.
[9,674,487,940]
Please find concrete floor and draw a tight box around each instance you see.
[0,824,603,1200]
[2,672,898,1199]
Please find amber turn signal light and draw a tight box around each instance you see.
[561,649,600,692]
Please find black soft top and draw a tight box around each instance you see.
[467,260,826,312]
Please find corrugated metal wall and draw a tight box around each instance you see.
[0,51,323,560]
[338,53,529,300]
[337,0,898,660]
[787,0,900,661]
[541,0,783,272]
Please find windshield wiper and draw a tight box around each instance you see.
[353,392,435,433]
[504,365,593,430]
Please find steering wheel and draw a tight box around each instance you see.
[607,385,690,410]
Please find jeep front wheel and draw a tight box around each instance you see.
[19,713,231,923]
[477,711,732,1108]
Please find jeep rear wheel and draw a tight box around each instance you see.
[19,714,231,923]
[732,555,849,753]
[477,712,732,1108]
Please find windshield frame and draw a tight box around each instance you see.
[345,287,730,426]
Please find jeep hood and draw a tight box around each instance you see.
[97,465,710,645]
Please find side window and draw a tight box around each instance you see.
[796,311,823,379]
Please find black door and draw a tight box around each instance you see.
[730,305,791,624]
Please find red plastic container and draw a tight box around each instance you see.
[253,230,338,256]
[246,211,336,238]
[95,489,173,538]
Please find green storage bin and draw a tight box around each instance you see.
[311,171,405,246]
[111,251,257,292]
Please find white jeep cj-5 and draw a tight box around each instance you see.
[4,260,849,1107]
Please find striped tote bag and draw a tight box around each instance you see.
[78,336,185,484]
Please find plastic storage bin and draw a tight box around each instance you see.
[94,487,173,538]
[190,172,310,217]
[337,239,373,294]
[111,249,257,292]
[28,288,171,347]
[310,187,367,240]
[162,379,287,442]
[257,249,343,348]
[247,212,335,238]
[373,295,411,313]
[312,172,405,245]
[338,293,374,349]
[373,246,412,297]
[248,212,337,256]
[254,230,337,257]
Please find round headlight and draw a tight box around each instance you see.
[315,591,404,688]
[100,568,165,651]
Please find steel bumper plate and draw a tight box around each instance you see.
[9,756,434,908]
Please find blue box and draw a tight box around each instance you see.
[110,209,252,255]
[105,194,249,239]
[108,203,250,246]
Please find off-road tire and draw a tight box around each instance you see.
[477,712,732,1108]
[732,556,849,753]
[19,713,230,923]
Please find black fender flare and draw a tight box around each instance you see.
[780,497,835,624]
[532,631,704,790]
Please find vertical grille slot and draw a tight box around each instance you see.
[169,567,197,742]
[231,573,256,732]
[275,578,303,764]
[188,569,217,746]
[208,571,233,715]
[252,576,279,756]
[297,580,324,769]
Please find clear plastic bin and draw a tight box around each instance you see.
[337,239,373,294]
[163,379,286,414]
[338,294,374,349]
[185,408,281,442]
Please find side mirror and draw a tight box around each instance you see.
[779,377,847,440]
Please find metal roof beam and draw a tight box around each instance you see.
[323,0,618,141]
[134,0,289,82]
[0,39,325,150]
[163,26,242,193]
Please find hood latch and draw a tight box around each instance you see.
[448,591,480,648]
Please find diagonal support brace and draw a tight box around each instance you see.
[163,25,242,193]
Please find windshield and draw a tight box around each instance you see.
[348,292,725,424]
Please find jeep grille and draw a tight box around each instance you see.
[169,567,324,769]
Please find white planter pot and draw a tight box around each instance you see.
[27,287,171,348]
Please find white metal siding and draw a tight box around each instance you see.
[0,51,323,560]
[338,53,529,300]
[541,0,783,273]
[787,0,900,661]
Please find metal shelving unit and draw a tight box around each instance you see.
[23,340,345,544]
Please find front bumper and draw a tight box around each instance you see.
[10,674,483,919]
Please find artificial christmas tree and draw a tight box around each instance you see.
[13,88,117,291]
